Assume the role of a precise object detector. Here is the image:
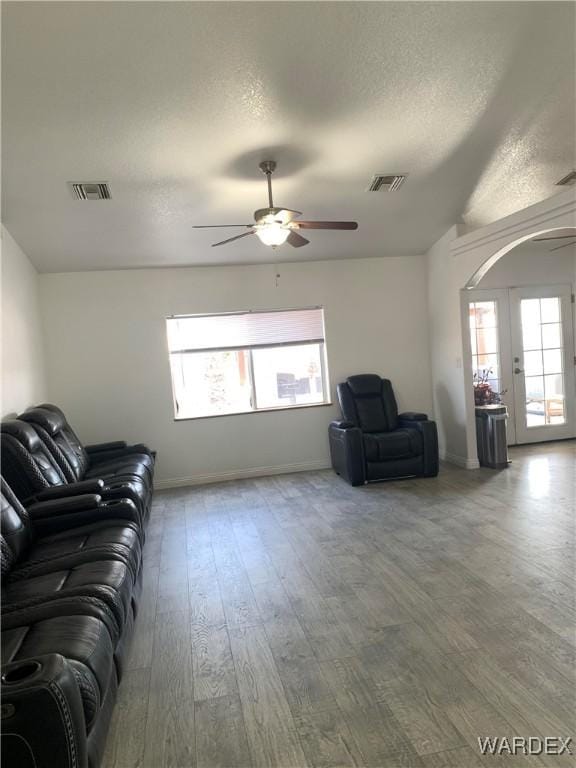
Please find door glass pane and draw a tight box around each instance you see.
[540,297,560,323]
[470,330,477,357]
[524,350,543,376]
[520,297,566,427]
[525,375,545,427]
[474,302,497,328]
[520,299,542,350]
[476,353,499,372]
[544,374,564,424]
[542,323,562,349]
[252,343,326,409]
[476,327,498,354]
[543,349,562,375]
[469,301,502,405]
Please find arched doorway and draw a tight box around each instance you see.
[462,227,576,448]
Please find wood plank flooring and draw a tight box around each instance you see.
[102,441,575,768]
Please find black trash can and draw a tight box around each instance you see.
[475,405,510,469]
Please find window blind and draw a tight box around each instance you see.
[167,308,325,353]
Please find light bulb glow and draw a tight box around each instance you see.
[256,223,290,246]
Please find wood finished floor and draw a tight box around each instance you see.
[102,442,575,768]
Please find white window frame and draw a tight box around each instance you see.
[166,307,331,420]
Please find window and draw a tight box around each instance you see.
[166,308,330,419]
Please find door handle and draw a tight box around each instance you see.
[514,367,524,374]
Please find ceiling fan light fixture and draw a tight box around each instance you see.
[256,223,290,246]
[194,159,358,248]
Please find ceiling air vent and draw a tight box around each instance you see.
[69,182,111,200]
[555,171,576,187]
[367,174,407,192]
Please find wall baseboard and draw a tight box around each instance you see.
[440,449,480,470]
[154,460,332,490]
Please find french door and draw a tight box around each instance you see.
[468,285,576,445]
[510,286,576,443]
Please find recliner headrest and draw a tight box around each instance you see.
[37,404,67,423]
[0,419,42,451]
[21,407,65,436]
[347,374,384,397]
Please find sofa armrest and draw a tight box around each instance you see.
[35,499,142,539]
[86,442,155,463]
[1,654,88,768]
[397,417,439,477]
[328,421,366,486]
[99,482,146,517]
[27,494,102,520]
[398,411,428,421]
[33,480,105,502]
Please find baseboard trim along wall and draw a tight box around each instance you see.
[440,449,480,470]
[154,459,332,489]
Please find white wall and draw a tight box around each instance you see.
[426,226,471,465]
[1,226,46,416]
[40,256,432,485]
[478,243,576,289]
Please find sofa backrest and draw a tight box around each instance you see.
[337,374,399,433]
[21,408,82,483]
[0,477,32,570]
[0,420,67,502]
[37,403,89,476]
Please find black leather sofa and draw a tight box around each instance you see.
[1,405,155,768]
[0,420,151,530]
[329,374,439,485]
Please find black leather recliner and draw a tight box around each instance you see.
[1,478,144,768]
[329,374,439,485]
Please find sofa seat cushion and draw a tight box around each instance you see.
[90,450,154,472]
[32,520,142,582]
[363,429,423,462]
[85,458,152,488]
[2,614,115,731]
[4,560,134,632]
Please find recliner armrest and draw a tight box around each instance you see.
[398,412,428,422]
[27,494,102,520]
[1,653,88,768]
[329,420,356,430]
[85,440,128,453]
[33,479,105,502]
[397,417,439,477]
[328,421,366,486]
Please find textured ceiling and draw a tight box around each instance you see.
[2,1,575,272]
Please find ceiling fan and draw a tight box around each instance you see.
[193,161,358,248]
[533,234,576,252]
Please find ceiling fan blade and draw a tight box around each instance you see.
[212,230,256,247]
[294,221,358,230]
[533,235,576,241]
[277,208,302,218]
[193,224,252,229]
[549,240,576,252]
[286,230,310,248]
